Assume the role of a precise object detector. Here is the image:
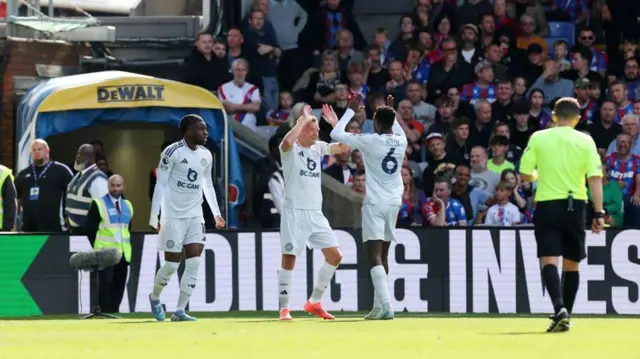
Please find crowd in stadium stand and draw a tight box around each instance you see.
[182,0,640,229]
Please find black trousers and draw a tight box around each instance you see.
[96,256,128,313]
[68,226,87,236]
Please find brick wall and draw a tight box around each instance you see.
[0,38,90,168]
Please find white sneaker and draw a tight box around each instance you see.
[364,307,382,320]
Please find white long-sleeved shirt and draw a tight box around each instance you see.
[330,109,408,206]
[149,140,221,225]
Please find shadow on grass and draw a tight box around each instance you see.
[480,331,549,336]
[106,319,159,324]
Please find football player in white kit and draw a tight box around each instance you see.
[278,105,351,321]
[148,114,226,322]
[328,95,407,320]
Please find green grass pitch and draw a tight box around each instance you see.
[0,312,637,359]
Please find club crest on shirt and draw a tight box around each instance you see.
[201,158,207,167]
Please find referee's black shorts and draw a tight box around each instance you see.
[533,199,586,262]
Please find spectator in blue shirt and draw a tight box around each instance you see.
[451,164,490,225]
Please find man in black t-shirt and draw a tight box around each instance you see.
[15,139,73,232]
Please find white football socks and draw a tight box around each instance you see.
[278,268,293,310]
[150,261,179,300]
[370,265,392,310]
[176,257,201,311]
[309,261,338,303]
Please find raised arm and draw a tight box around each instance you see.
[280,105,313,153]
[329,94,361,147]
[386,95,407,138]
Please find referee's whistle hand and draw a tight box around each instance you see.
[591,218,605,234]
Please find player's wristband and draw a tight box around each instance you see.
[593,211,605,219]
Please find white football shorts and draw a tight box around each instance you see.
[157,216,206,253]
[362,204,400,242]
[280,206,338,256]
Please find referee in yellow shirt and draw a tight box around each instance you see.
[519,97,605,333]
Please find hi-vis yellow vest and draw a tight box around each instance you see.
[0,165,14,227]
[94,195,134,263]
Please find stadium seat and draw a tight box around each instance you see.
[548,22,575,46]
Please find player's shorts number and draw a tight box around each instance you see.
[381,148,398,174]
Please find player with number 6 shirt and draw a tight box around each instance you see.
[328,94,408,320]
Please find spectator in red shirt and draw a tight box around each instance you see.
[423,177,468,226]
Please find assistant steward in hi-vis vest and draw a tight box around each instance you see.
[85,174,133,314]
[0,165,17,231]
[65,144,108,234]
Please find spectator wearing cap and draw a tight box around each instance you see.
[588,100,622,155]
[421,133,457,194]
[492,121,523,165]
[560,46,603,86]
[610,80,635,123]
[527,59,574,105]
[484,44,509,82]
[575,78,598,128]
[457,0,493,30]
[520,43,544,86]
[469,99,494,147]
[447,117,473,165]
[428,96,457,136]
[459,24,483,67]
[510,101,537,150]
[487,135,515,174]
[607,114,640,156]
[491,79,514,122]
[515,14,547,57]
[461,61,496,105]
[427,37,473,103]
